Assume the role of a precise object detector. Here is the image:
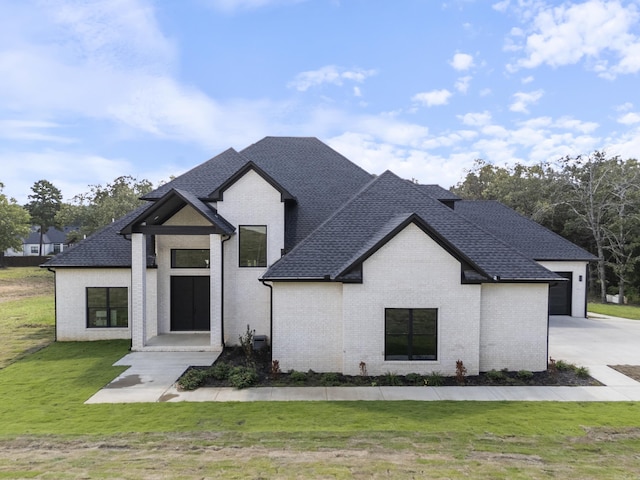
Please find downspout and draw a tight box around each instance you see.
[260,279,273,352]
[47,267,57,342]
[220,235,232,347]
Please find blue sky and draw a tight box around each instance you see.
[2,0,640,204]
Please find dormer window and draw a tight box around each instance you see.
[239,225,267,267]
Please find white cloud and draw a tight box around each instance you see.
[450,53,475,71]
[455,76,472,93]
[0,120,76,144]
[492,0,510,13]
[287,66,377,92]
[616,102,634,112]
[412,89,453,107]
[508,0,640,78]
[202,0,307,12]
[458,111,492,127]
[509,89,544,113]
[521,75,534,84]
[618,112,640,125]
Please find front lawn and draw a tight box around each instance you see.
[588,302,640,320]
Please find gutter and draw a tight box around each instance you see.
[260,279,273,351]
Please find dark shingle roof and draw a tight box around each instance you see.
[415,184,460,201]
[263,171,560,282]
[43,204,154,267]
[454,200,597,261]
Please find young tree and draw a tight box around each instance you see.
[25,180,63,256]
[0,183,31,267]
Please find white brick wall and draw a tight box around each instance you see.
[479,283,548,372]
[342,223,482,376]
[216,169,285,344]
[272,282,343,372]
[55,268,132,341]
[537,260,589,318]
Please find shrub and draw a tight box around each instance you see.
[426,371,445,387]
[517,370,534,380]
[455,360,467,385]
[289,370,307,384]
[575,366,590,378]
[271,360,281,379]
[239,324,255,365]
[381,371,402,386]
[555,359,574,371]
[319,372,340,386]
[228,365,258,389]
[178,368,207,391]
[485,369,506,383]
[405,373,423,385]
[207,362,232,380]
[359,361,368,377]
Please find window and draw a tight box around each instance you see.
[87,287,128,328]
[171,249,210,268]
[385,308,437,360]
[30,246,38,254]
[53,243,62,254]
[239,225,267,267]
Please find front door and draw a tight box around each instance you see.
[170,276,210,331]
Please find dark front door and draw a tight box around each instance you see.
[170,276,210,331]
[549,272,572,316]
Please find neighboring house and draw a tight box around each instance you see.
[5,226,71,257]
[44,137,596,376]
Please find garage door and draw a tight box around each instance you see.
[549,272,572,316]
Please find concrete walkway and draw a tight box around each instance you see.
[86,314,640,404]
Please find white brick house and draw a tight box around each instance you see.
[45,137,596,376]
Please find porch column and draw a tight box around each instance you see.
[210,234,223,350]
[131,233,147,350]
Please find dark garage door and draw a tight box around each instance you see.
[170,276,210,331]
[549,272,572,316]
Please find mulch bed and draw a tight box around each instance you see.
[184,346,602,388]
[609,365,640,382]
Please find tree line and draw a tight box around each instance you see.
[0,176,153,265]
[452,152,640,304]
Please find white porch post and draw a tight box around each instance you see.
[131,233,147,350]
[210,234,223,350]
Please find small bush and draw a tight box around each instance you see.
[575,366,590,378]
[271,360,281,379]
[555,359,574,371]
[455,360,467,385]
[178,368,207,391]
[485,369,506,383]
[405,373,423,385]
[289,370,307,384]
[517,370,534,380]
[228,365,258,389]
[426,371,445,386]
[319,372,340,386]
[207,362,232,380]
[381,371,402,386]
[359,361,368,376]
[239,324,256,365]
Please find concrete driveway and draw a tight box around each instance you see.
[549,314,640,366]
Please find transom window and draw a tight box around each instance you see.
[171,249,210,268]
[239,225,267,267]
[87,287,128,328]
[385,308,437,360]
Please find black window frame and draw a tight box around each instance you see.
[385,308,438,361]
[86,287,129,328]
[170,249,210,269]
[238,225,267,268]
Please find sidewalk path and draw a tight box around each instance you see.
[85,314,640,404]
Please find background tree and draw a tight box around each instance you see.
[25,180,62,256]
[0,182,31,267]
[56,176,153,239]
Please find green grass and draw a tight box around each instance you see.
[588,302,640,320]
[0,266,53,282]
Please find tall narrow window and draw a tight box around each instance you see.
[239,225,267,267]
[385,308,437,360]
[87,287,128,328]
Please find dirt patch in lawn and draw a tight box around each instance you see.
[609,365,640,382]
[0,272,53,302]
[180,346,600,390]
